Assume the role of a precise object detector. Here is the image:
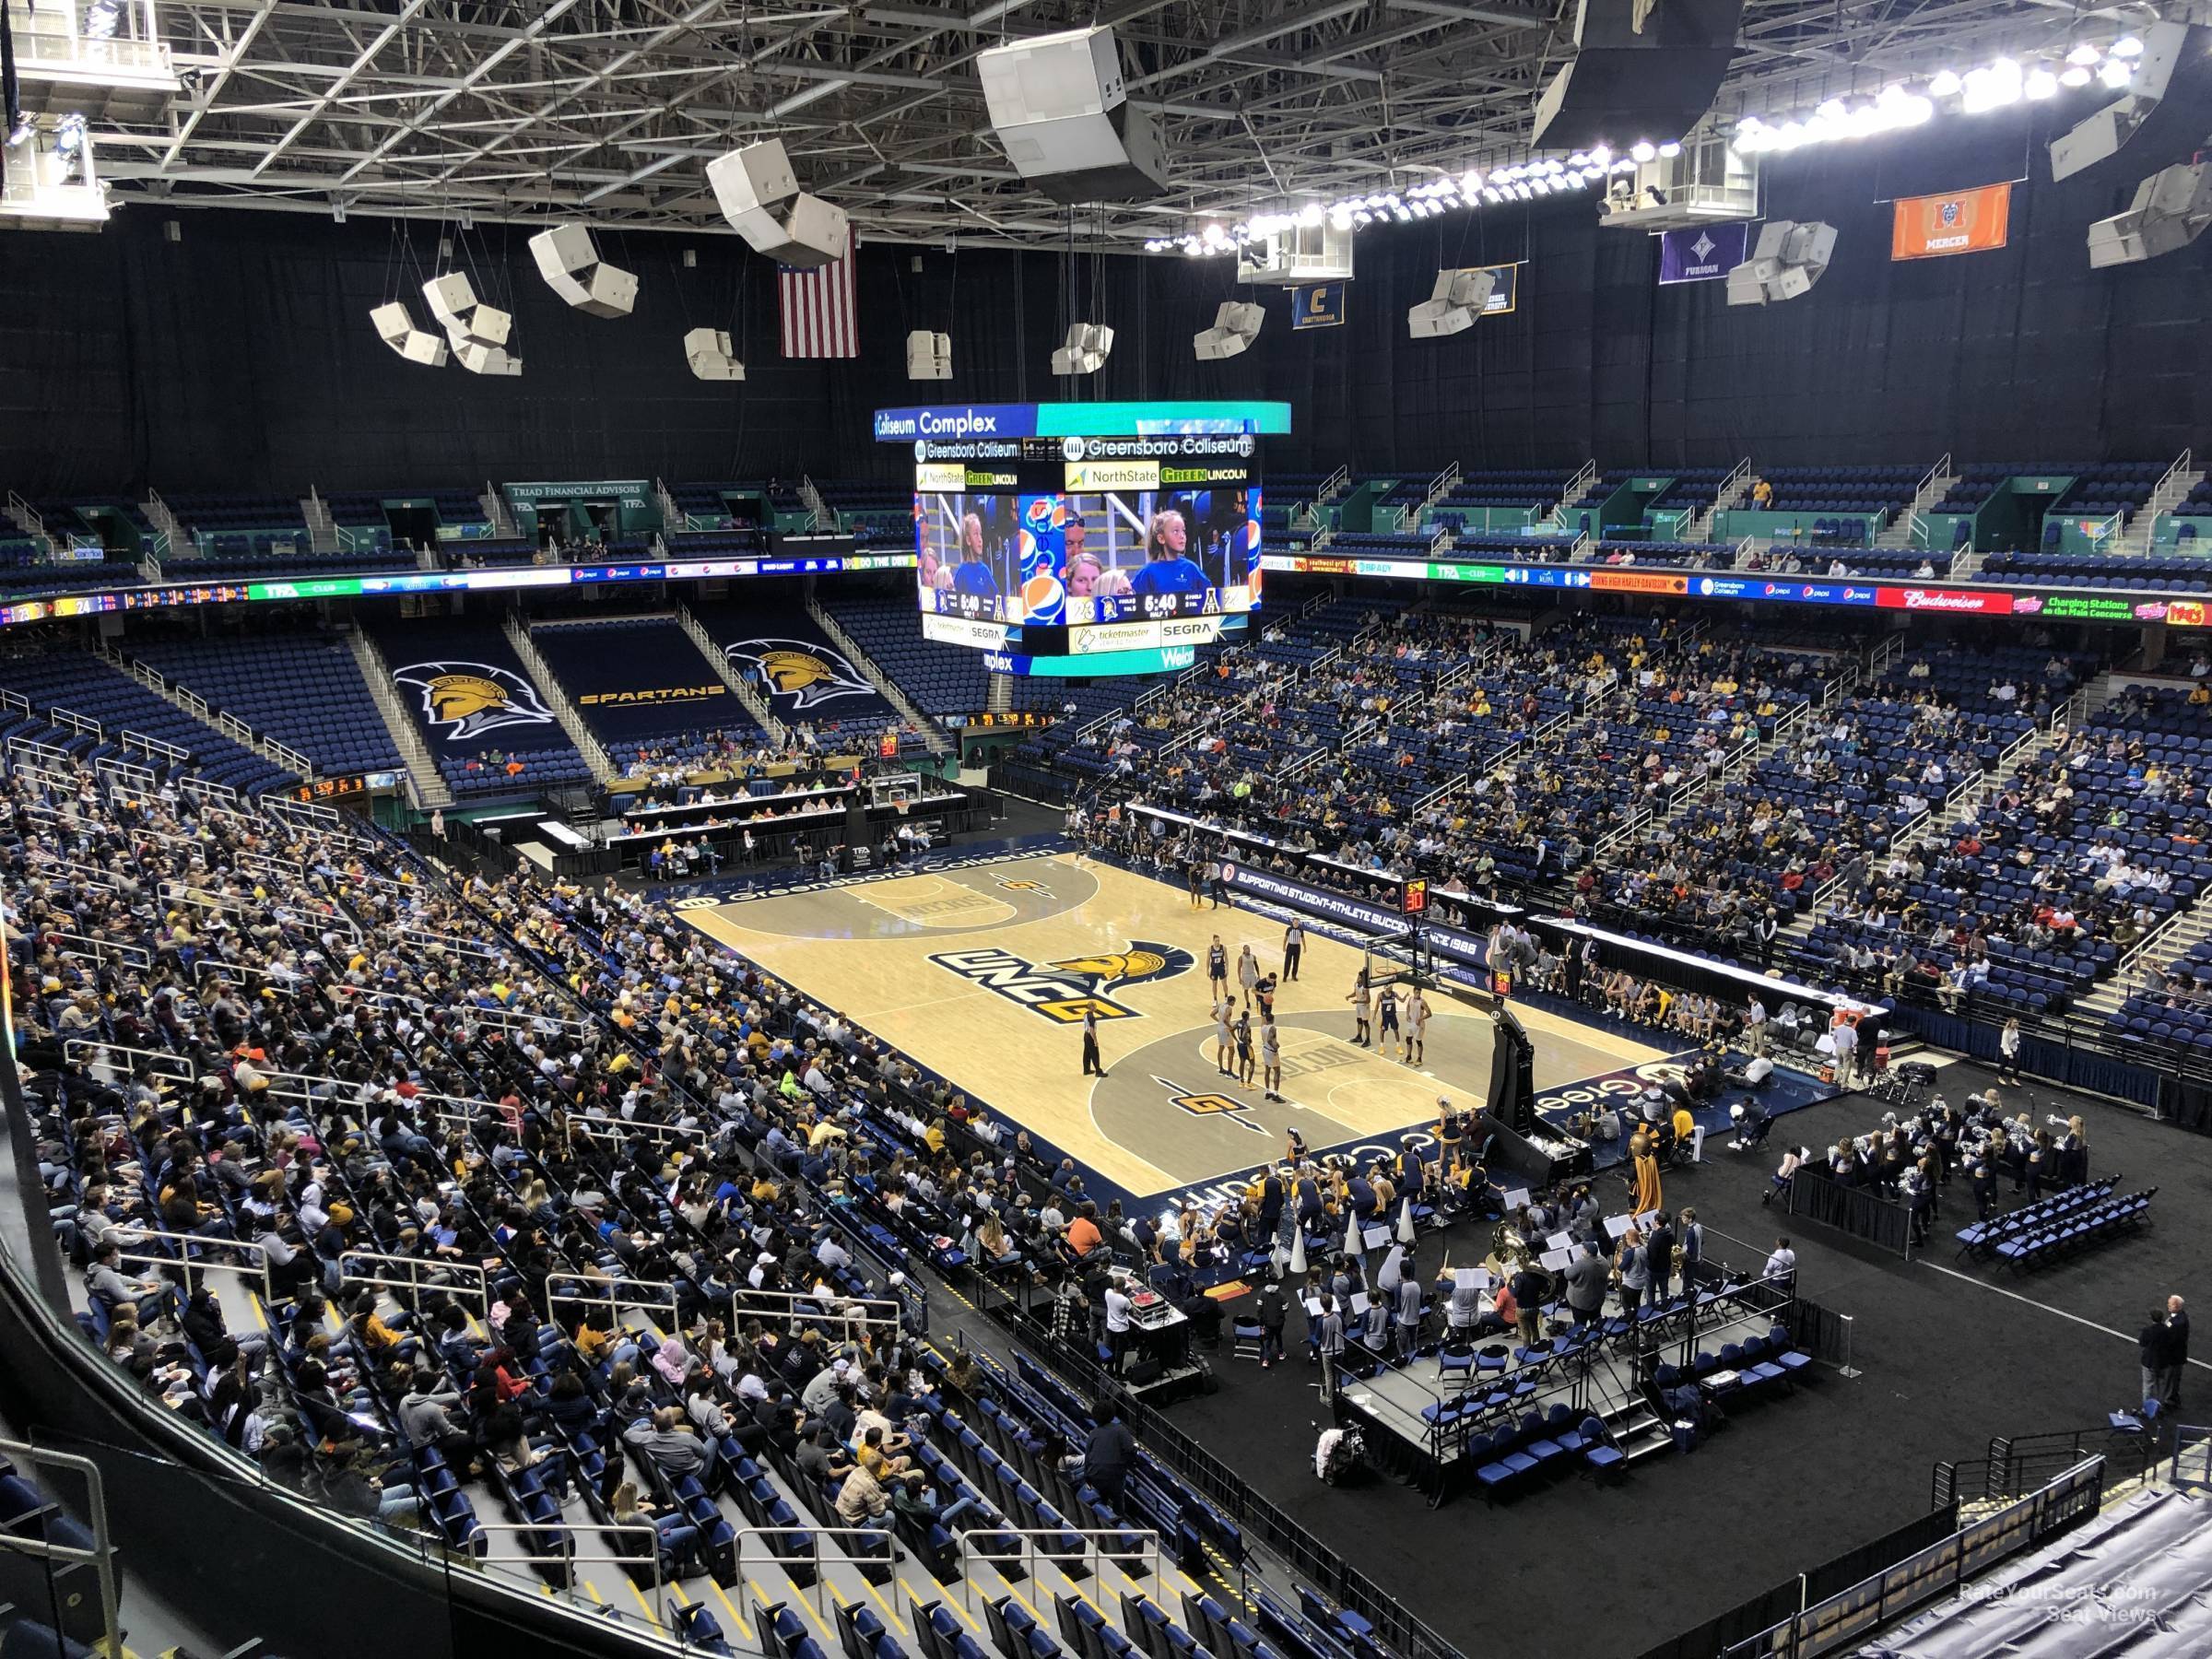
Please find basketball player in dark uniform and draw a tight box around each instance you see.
[1233,1007,1256,1088]
[1376,982,1402,1060]
[1206,935,1229,1000]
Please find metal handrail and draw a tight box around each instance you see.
[2140,447,2194,552]
[0,1438,123,1659]
[46,930,150,969]
[339,1250,489,1310]
[1543,459,1599,529]
[727,1285,904,1343]
[546,1279,684,1344]
[1744,1460,2103,1659]
[465,1519,669,1617]
[111,1230,275,1304]
[1914,453,1953,509]
[116,729,190,766]
[61,1038,196,1084]
[1422,460,1461,512]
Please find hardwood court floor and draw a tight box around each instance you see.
[682,852,1665,1202]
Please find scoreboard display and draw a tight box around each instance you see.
[882,402,1286,667]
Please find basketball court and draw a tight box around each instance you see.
[679,851,1670,1205]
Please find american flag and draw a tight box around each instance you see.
[778,229,858,359]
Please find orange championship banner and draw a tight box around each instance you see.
[1891,182,2013,261]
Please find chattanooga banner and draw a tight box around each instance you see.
[1658,222,1750,285]
[531,621,733,740]
[1891,182,2012,260]
[1290,282,1347,329]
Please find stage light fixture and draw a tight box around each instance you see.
[683,326,745,381]
[1193,300,1264,360]
[527,224,638,319]
[1407,267,1495,338]
[1725,219,1836,305]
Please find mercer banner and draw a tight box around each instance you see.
[1891,182,2012,261]
[1658,222,1750,285]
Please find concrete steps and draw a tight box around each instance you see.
[345,629,454,809]
[677,603,790,747]
[1877,469,1959,549]
[501,615,618,784]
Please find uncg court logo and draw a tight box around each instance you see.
[928,939,1194,1023]
[724,639,876,710]
[392,661,556,741]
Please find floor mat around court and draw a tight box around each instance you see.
[678,850,1674,1206]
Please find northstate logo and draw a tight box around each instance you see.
[724,638,876,710]
[392,661,555,741]
[929,939,1194,1023]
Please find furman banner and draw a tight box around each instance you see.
[530,619,733,740]
[1891,182,2012,260]
[1658,222,1750,285]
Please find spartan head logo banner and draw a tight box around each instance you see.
[1046,941,1195,994]
[928,938,1195,1023]
[724,638,876,711]
[391,661,556,741]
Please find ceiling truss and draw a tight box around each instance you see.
[62,0,2147,248]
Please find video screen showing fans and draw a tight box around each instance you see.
[915,487,1261,626]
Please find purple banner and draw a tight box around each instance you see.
[1658,221,1750,286]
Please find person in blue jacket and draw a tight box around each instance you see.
[1126,508,1208,598]
[951,512,1000,600]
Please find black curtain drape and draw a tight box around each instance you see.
[1,95,2203,498]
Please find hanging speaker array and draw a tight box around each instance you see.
[423,272,521,375]
[369,301,448,367]
[528,224,638,318]
[684,326,746,381]
[905,330,953,380]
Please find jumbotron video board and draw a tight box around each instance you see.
[877,403,1288,664]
